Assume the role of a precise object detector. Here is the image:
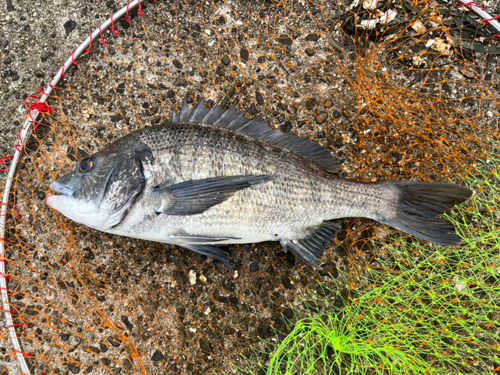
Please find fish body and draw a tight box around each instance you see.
[47,97,472,268]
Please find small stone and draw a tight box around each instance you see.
[99,342,109,352]
[122,358,133,369]
[172,60,183,69]
[88,346,100,354]
[108,47,116,55]
[34,70,44,78]
[332,110,342,118]
[318,265,339,278]
[249,261,259,272]
[66,146,88,162]
[324,99,333,108]
[222,55,230,65]
[285,252,295,267]
[174,77,187,87]
[41,54,49,63]
[81,6,88,16]
[14,292,25,300]
[116,82,126,94]
[111,114,123,123]
[101,358,111,366]
[166,89,175,98]
[64,20,77,36]
[305,99,315,110]
[6,0,15,11]
[255,91,264,106]
[120,19,130,30]
[281,276,295,290]
[121,315,134,330]
[305,48,315,56]
[151,350,163,362]
[240,48,249,62]
[279,121,292,133]
[60,333,70,341]
[142,102,149,109]
[199,338,213,356]
[107,336,121,347]
[316,284,331,297]
[6,70,19,81]
[216,67,223,76]
[257,56,265,64]
[277,35,293,46]
[305,33,320,42]
[315,112,328,124]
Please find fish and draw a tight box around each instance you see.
[46,96,472,268]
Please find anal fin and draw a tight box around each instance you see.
[281,221,340,269]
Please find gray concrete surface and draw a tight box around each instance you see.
[1,0,112,159]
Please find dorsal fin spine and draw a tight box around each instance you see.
[170,95,341,173]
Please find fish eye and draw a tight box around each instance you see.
[79,158,94,173]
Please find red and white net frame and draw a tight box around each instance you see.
[0,0,499,373]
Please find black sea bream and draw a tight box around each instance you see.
[46,97,472,268]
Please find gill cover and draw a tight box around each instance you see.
[99,155,145,228]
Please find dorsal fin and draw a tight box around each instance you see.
[170,95,341,173]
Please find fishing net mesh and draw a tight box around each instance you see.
[1,0,500,374]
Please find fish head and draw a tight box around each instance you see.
[47,147,145,230]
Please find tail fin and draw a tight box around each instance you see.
[379,182,472,245]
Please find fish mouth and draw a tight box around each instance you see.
[46,181,75,209]
[48,181,75,197]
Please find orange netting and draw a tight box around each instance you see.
[1,0,499,374]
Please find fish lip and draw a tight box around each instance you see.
[48,181,75,197]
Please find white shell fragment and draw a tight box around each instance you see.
[360,9,397,30]
[188,270,197,286]
[411,20,427,34]
[363,0,378,11]
[426,38,453,56]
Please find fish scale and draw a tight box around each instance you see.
[46,97,472,268]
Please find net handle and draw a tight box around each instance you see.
[0,1,145,374]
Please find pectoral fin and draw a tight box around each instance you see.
[155,175,274,215]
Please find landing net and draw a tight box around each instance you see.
[1,0,499,374]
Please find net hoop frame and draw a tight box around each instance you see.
[0,0,499,374]
[454,0,500,36]
[0,2,144,373]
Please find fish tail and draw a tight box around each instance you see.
[377,181,472,245]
